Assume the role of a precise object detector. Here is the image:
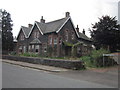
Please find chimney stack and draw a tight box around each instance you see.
[28,24,33,28]
[82,29,85,35]
[41,16,45,23]
[76,25,79,33]
[65,12,70,17]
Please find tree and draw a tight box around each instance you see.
[90,15,120,52]
[1,9,14,53]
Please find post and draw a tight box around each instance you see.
[103,54,105,67]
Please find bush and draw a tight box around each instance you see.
[80,48,111,68]
[91,48,109,60]
[80,56,95,68]
[91,48,110,67]
[20,53,39,57]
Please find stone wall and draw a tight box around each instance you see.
[2,55,85,70]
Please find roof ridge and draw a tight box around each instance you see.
[46,17,68,24]
[21,26,31,29]
[78,31,91,41]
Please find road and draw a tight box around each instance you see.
[2,62,114,88]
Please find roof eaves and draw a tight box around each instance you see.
[16,26,27,40]
[21,26,28,38]
[27,23,35,38]
[16,27,22,40]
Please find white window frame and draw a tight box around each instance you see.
[54,38,57,45]
[49,37,52,45]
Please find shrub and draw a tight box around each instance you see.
[91,48,109,60]
[80,48,111,68]
[20,53,39,57]
[80,56,95,68]
[91,48,110,67]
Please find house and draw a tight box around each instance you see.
[17,12,92,57]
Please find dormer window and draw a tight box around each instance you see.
[20,35,24,40]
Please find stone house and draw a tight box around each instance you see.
[17,12,92,57]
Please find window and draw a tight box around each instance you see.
[20,35,24,40]
[19,46,22,52]
[59,37,62,44]
[35,45,39,53]
[54,38,57,45]
[28,45,31,51]
[71,32,74,40]
[34,31,39,38]
[44,45,47,53]
[65,30,68,41]
[36,32,39,38]
[31,45,34,52]
[23,46,26,53]
[49,37,52,45]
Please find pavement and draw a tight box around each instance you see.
[2,59,68,72]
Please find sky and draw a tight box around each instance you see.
[119,1,120,23]
[0,0,119,37]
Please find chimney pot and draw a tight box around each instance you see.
[65,12,70,17]
[76,25,79,33]
[83,29,85,34]
[41,16,45,23]
[28,24,33,28]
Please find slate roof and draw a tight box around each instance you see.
[18,16,91,41]
[21,26,31,38]
[35,17,69,34]
[78,32,92,41]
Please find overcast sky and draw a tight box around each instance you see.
[0,0,119,37]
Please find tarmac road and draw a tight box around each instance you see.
[2,62,114,88]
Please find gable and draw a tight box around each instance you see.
[28,23,43,39]
[17,29,25,40]
[17,26,31,40]
[56,17,79,37]
[28,22,44,38]
[56,18,79,38]
[58,19,78,40]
